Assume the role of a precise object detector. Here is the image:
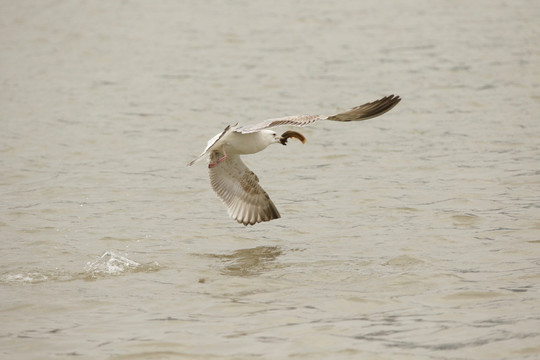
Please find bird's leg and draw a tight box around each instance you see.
[217,145,228,163]
[208,146,227,168]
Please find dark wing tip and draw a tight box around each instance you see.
[327,94,401,122]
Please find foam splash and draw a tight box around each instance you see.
[1,252,160,283]
[85,251,141,277]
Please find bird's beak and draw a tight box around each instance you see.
[279,131,306,145]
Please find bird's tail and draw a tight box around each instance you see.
[187,153,206,166]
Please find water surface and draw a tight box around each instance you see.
[1,1,539,359]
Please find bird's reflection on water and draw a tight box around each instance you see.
[205,246,284,277]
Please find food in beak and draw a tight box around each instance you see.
[280,131,306,145]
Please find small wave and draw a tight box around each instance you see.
[383,255,424,267]
[1,270,76,283]
[1,252,160,284]
[1,272,50,283]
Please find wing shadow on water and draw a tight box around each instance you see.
[204,246,284,277]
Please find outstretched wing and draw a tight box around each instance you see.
[209,153,280,226]
[236,114,324,134]
[236,95,401,134]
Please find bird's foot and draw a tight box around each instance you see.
[208,153,227,168]
[217,154,227,163]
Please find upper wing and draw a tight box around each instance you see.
[236,114,325,134]
[236,95,401,134]
[209,153,280,226]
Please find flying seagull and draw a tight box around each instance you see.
[188,94,401,226]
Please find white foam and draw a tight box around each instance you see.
[2,272,49,283]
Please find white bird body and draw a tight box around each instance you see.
[190,128,278,166]
[222,130,277,155]
[188,95,401,226]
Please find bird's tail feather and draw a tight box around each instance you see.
[188,153,206,166]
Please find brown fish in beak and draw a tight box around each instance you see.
[280,130,306,145]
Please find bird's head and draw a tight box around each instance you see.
[259,130,281,145]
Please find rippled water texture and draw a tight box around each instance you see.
[1,1,539,359]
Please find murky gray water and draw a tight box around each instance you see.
[1,1,539,359]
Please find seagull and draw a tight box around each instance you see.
[188,95,401,226]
